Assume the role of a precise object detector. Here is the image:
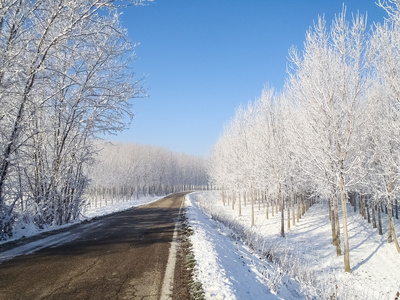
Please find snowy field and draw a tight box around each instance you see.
[185,191,400,300]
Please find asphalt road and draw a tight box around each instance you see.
[0,192,188,300]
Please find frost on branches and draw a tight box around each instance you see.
[209,3,400,273]
[0,0,146,239]
[86,141,209,206]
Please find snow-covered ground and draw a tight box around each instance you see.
[2,191,399,299]
[82,195,164,220]
[0,195,164,262]
[185,193,303,299]
[185,191,400,300]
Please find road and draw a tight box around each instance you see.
[0,192,189,300]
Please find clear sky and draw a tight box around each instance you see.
[109,0,387,157]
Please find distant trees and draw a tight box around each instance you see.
[86,142,209,205]
[208,3,400,273]
[0,0,145,239]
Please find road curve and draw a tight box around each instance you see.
[0,192,189,300]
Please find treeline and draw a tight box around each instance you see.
[209,3,400,273]
[0,1,145,240]
[86,142,209,206]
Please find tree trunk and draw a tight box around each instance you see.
[251,190,254,227]
[263,191,266,209]
[378,203,383,235]
[287,196,291,230]
[238,191,241,217]
[297,195,301,222]
[333,192,342,256]
[330,195,336,246]
[271,195,274,217]
[388,195,393,244]
[292,194,296,226]
[372,202,377,229]
[360,194,363,218]
[279,184,284,237]
[339,173,351,272]
[387,195,400,253]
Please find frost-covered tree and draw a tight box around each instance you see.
[368,0,400,252]
[88,142,209,202]
[0,0,146,238]
[255,89,291,236]
[209,87,296,232]
[208,1,400,275]
[287,8,369,272]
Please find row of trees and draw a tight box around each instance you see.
[86,142,209,206]
[0,0,146,239]
[208,1,400,273]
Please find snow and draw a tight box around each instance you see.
[0,195,163,262]
[2,190,399,299]
[185,192,303,300]
[186,191,400,300]
[82,195,163,219]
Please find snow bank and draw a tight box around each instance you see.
[185,192,304,299]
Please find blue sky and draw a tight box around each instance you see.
[110,0,386,157]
